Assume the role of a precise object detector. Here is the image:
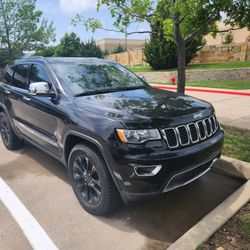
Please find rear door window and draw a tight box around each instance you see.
[12,65,29,90]
[2,66,15,85]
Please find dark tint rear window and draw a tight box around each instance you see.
[2,67,15,85]
[13,65,29,89]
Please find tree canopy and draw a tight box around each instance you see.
[73,0,250,93]
[35,33,104,58]
[0,0,55,66]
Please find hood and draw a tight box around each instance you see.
[73,87,214,128]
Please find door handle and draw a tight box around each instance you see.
[23,96,31,101]
[4,90,11,94]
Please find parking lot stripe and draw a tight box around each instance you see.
[0,177,58,250]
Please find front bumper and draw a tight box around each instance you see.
[106,130,224,204]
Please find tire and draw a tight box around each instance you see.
[68,144,121,215]
[0,112,24,150]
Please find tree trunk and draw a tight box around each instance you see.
[176,40,186,94]
[174,19,186,94]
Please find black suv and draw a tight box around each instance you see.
[0,57,224,215]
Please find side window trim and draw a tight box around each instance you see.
[2,66,15,86]
[12,64,30,90]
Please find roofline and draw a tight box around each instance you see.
[10,56,117,65]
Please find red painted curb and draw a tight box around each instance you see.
[153,85,250,97]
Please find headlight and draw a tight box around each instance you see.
[116,129,161,144]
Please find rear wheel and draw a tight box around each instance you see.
[68,144,121,215]
[0,112,24,150]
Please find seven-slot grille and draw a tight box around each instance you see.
[162,115,219,149]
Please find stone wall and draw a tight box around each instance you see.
[105,42,250,66]
[105,48,145,66]
[138,68,250,83]
[191,42,250,64]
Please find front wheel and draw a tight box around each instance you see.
[0,112,24,150]
[68,144,121,215]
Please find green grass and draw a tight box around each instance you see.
[222,125,250,163]
[240,216,250,238]
[128,61,250,73]
[151,80,250,90]
[187,81,250,90]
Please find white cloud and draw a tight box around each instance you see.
[60,0,97,14]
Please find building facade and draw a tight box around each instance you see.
[96,38,145,53]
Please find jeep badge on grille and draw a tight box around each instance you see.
[193,112,203,119]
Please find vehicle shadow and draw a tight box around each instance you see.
[4,144,244,248]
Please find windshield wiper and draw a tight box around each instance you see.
[73,85,146,97]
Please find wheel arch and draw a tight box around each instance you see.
[63,131,122,197]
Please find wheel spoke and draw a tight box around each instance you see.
[90,183,101,197]
[72,155,102,205]
[73,162,84,178]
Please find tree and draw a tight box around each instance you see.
[54,32,81,57]
[0,0,55,64]
[35,46,57,57]
[223,31,234,44]
[80,39,103,58]
[112,44,126,54]
[73,0,250,93]
[144,18,204,70]
[34,34,103,58]
[103,49,110,56]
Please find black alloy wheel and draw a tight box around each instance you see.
[72,155,102,205]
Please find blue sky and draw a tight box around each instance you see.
[36,0,150,44]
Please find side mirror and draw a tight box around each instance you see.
[29,82,55,98]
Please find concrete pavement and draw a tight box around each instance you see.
[0,140,244,250]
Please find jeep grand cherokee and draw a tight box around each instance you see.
[0,57,224,215]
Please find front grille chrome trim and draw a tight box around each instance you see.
[162,128,179,149]
[176,125,190,146]
[187,123,200,143]
[162,114,219,149]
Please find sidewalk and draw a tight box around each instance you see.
[153,85,250,130]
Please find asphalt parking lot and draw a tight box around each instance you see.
[0,140,245,250]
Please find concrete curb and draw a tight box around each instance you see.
[167,157,250,250]
[151,84,250,97]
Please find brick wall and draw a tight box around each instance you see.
[138,68,250,83]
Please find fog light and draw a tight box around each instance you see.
[129,164,162,177]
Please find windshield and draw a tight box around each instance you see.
[52,62,147,96]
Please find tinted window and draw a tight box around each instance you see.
[2,66,14,85]
[29,65,50,84]
[13,65,29,89]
